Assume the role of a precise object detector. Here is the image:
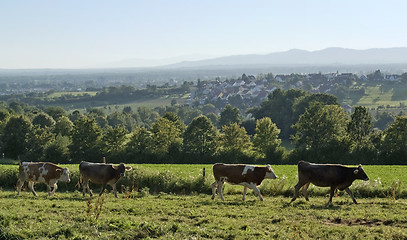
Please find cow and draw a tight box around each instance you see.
[79,161,132,198]
[291,161,369,204]
[16,162,71,196]
[211,163,277,201]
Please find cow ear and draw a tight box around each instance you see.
[112,165,119,170]
[358,164,362,169]
[125,166,132,171]
[354,169,359,174]
[266,164,271,171]
[56,169,62,173]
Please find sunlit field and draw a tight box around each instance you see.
[0,193,406,239]
[1,164,406,239]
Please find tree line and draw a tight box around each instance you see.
[0,89,405,165]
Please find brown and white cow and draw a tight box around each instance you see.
[291,161,369,204]
[79,161,132,198]
[211,163,277,201]
[16,162,71,196]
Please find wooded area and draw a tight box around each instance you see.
[0,87,405,165]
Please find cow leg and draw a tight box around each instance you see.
[16,179,24,195]
[50,183,58,196]
[242,186,248,201]
[82,179,93,197]
[248,183,264,201]
[345,187,358,204]
[111,184,118,198]
[47,184,52,196]
[211,181,218,200]
[99,184,106,196]
[217,181,225,201]
[291,180,307,202]
[328,186,335,205]
[302,183,310,201]
[28,181,37,196]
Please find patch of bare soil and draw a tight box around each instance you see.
[325,217,404,227]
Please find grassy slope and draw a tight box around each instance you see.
[344,82,407,109]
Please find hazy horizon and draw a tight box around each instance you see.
[1,0,407,69]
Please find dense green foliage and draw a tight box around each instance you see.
[0,88,407,164]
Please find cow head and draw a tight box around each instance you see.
[353,164,369,181]
[56,167,70,183]
[112,163,132,177]
[265,164,277,179]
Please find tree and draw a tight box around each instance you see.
[162,112,186,133]
[1,115,33,159]
[44,134,71,163]
[70,116,103,162]
[380,116,407,164]
[0,109,10,122]
[8,101,24,114]
[218,123,252,154]
[107,111,137,131]
[206,113,219,127]
[219,104,242,127]
[54,116,73,137]
[126,127,154,155]
[101,125,128,159]
[68,110,83,123]
[347,106,373,144]
[183,115,218,157]
[292,104,350,162]
[46,106,66,120]
[249,89,338,140]
[293,104,349,150]
[253,117,281,158]
[374,111,394,130]
[150,117,182,156]
[32,112,55,129]
[24,125,55,161]
[248,89,306,139]
[367,69,384,81]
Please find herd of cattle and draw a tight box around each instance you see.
[16,160,370,204]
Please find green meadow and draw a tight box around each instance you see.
[0,164,406,239]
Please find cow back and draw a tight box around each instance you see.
[298,161,359,188]
[79,161,120,184]
[213,163,267,185]
[19,162,64,183]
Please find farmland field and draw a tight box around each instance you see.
[0,164,407,239]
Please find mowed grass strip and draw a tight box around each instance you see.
[0,192,406,239]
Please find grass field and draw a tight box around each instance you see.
[100,95,189,115]
[48,91,98,98]
[344,83,407,109]
[1,164,407,239]
[0,193,406,239]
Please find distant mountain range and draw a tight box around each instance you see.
[164,47,407,69]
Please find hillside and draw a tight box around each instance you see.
[167,47,407,70]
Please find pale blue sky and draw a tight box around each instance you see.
[1,0,406,68]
